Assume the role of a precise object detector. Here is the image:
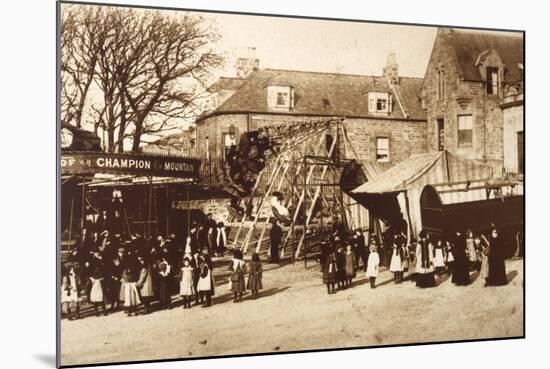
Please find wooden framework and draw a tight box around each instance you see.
[230,117,364,261]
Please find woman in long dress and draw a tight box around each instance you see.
[415,231,435,288]
[157,259,172,310]
[486,228,508,286]
[451,232,471,286]
[179,258,195,309]
[229,249,246,302]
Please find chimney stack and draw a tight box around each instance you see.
[235,47,260,78]
[383,52,399,85]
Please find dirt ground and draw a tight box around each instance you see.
[60,258,524,366]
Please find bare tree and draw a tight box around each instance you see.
[60,6,99,128]
[60,5,223,152]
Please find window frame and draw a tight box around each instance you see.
[486,66,499,95]
[375,136,390,162]
[457,114,473,148]
[368,92,391,113]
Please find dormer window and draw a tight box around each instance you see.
[486,66,499,95]
[368,92,392,113]
[268,86,294,109]
[276,92,288,106]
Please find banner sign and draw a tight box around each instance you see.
[61,152,201,180]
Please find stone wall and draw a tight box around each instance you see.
[422,30,506,174]
[502,104,524,174]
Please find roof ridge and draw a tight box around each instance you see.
[261,68,424,80]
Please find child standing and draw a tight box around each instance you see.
[179,258,195,309]
[323,248,338,294]
[229,250,246,302]
[465,230,477,270]
[389,235,404,284]
[247,253,263,299]
[433,238,447,276]
[335,244,346,290]
[445,240,455,274]
[344,244,356,288]
[197,256,214,307]
[89,267,107,316]
[366,244,380,289]
[61,263,81,320]
[122,261,141,317]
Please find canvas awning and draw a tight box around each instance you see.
[350,151,495,236]
[352,152,444,194]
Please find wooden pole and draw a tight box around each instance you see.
[68,198,74,255]
[80,182,85,249]
[147,177,153,250]
[187,185,190,234]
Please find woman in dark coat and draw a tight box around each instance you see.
[157,259,172,309]
[486,228,508,286]
[451,232,471,286]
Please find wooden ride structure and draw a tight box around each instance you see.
[230,117,363,261]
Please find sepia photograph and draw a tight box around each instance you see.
[57,1,524,367]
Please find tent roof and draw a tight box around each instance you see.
[352,152,443,194]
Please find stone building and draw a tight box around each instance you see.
[194,53,428,182]
[421,28,524,175]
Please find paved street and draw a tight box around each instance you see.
[61,258,523,366]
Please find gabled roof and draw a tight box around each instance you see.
[200,68,426,121]
[441,28,524,82]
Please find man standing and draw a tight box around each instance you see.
[352,228,368,271]
[269,218,282,263]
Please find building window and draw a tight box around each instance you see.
[268,86,294,109]
[457,115,473,147]
[205,136,210,161]
[487,66,499,95]
[376,98,387,111]
[276,92,288,106]
[368,92,392,113]
[376,137,390,162]
[437,118,445,151]
[437,70,445,100]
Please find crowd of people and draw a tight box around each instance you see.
[318,224,510,294]
[61,211,264,321]
[62,207,512,320]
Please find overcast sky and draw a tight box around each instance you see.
[203,12,438,78]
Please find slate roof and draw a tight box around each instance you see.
[442,28,524,82]
[207,77,246,92]
[199,69,426,121]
